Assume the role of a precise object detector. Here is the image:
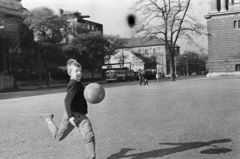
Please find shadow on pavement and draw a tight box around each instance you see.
[106,139,232,159]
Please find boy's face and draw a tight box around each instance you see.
[70,66,82,81]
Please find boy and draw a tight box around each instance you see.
[40,59,96,159]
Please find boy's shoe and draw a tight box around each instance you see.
[39,114,54,122]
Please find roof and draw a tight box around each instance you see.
[0,0,26,17]
[118,37,165,48]
[118,37,180,49]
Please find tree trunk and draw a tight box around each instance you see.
[44,59,49,87]
[38,50,42,88]
[170,53,176,82]
[43,47,50,87]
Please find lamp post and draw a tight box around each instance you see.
[183,56,189,76]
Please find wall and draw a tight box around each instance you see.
[0,74,14,90]
[128,45,167,74]
[108,50,144,72]
[207,12,240,74]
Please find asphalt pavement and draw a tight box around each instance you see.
[1,75,240,159]
[0,75,206,100]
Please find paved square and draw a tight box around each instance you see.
[0,77,240,159]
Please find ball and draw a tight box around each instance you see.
[84,83,105,104]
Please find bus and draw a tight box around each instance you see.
[105,69,135,82]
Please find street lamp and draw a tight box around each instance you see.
[183,56,189,76]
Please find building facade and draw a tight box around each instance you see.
[107,37,180,76]
[59,9,103,44]
[0,0,27,90]
[205,0,240,77]
[0,0,26,73]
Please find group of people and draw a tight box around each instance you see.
[138,69,148,86]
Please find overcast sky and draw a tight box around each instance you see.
[22,0,135,37]
[21,0,209,53]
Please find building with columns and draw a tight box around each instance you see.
[205,0,240,77]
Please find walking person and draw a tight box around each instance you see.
[142,71,148,85]
[156,71,159,82]
[138,69,143,85]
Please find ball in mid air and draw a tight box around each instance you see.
[84,83,105,104]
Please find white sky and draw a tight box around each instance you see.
[21,0,209,53]
[22,0,135,37]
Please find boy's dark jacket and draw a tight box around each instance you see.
[64,80,88,118]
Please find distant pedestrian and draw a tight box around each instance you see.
[156,71,159,82]
[138,69,143,85]
[142,71,148,85]
[39,59,96,159]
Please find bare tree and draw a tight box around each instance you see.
[104,35,127,68]
[132,0,206,81]
[114,49,130,68]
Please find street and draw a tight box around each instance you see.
[0,76,240,159]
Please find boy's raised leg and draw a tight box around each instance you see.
[39,114,58,137]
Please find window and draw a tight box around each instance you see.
[145,49,148,56]
[233,20,240,29]
[234,21,237,28]
[236,64,240,71]
[153,48,156,54]
[91,25,95,30]
[138,49,141,54]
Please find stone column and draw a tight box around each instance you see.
[220,0,227,12]
[228,0,233,11]
[211,0,218,13]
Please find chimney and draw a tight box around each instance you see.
[59,9,64,16]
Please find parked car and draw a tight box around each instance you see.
[166,73,178,78]
[191,72,197,76]
[105,69,135,82]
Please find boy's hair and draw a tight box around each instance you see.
[66,59,81,75]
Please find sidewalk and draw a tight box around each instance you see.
[1,80,108,92]
[0,81,108,100]
[1,75,207,93]
[17,75,204,90]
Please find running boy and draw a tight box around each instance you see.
[40,59,96,159]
